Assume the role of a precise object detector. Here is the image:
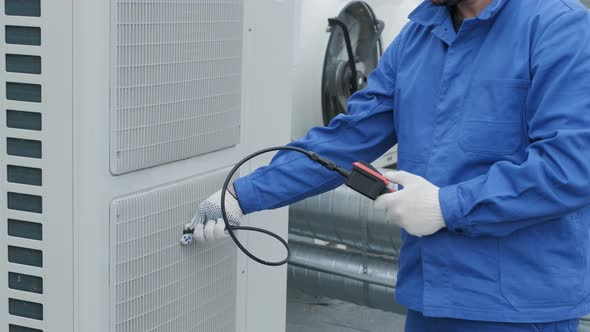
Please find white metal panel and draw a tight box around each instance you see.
[74,2,255,330]
[40,0,76,328]
[111,0,244,175]
[1,0,75,331]
[74,0,294,331]
[110,169,236,332]
[233,1,296,331]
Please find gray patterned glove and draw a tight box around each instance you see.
[181,189,244,245]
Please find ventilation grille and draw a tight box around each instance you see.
[111,0,244,174]
[3,0,45,331]
[110,168,237,332]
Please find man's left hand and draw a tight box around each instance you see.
[374,171,446,237]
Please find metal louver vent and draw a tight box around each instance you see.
[110,168,237,331]
[111,0,244,174]
[2,0,45,330]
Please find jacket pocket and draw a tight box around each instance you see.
[460,79,529,155]
[499,217,586,308]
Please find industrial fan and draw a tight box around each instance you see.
[321,2,385,125]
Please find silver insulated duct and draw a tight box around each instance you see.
[288,241,404,313]
[289,185,402,257]
[288,184,404,313]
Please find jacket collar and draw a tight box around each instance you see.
[409,0,510,27]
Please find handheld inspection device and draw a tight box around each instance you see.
[182,146,395,266]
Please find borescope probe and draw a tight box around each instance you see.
[182,146,395,266]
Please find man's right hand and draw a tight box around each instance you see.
[181,189,244,245]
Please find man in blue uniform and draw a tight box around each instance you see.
[190,0,590,330]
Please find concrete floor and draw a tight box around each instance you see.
[286,288,406,332]
[286,288,590,332]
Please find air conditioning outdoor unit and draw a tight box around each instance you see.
[0,1,294,331]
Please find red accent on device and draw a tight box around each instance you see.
[345,161,395,200]
[352,161,391,187]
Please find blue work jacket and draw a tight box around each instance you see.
[234,0,590,322]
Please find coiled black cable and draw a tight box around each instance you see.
[220,146,350,266]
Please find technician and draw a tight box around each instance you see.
[191,0,590,331]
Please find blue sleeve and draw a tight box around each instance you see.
[233,36,402,214]
[440,10,590,237]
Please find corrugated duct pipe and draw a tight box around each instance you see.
[288,241,404,313]
[287,184,406,312]
[289,185,403,257]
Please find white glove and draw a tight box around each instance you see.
[181,189,244,245]
[374,171,446,237]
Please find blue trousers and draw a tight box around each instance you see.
[405,310,580,332]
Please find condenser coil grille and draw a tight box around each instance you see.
[111,0,244,174]
[110,168,237,332]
